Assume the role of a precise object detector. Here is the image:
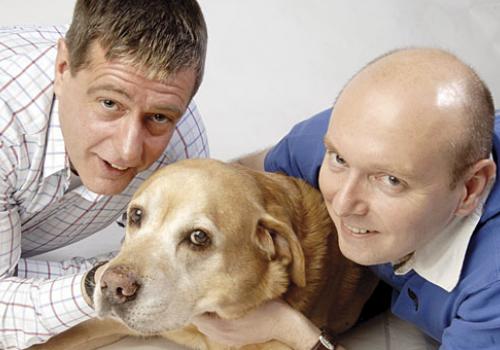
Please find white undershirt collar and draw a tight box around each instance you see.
[394,173,494,292]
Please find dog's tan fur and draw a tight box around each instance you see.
[31,159,378,350]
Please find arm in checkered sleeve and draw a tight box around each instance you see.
[0,100,208,349]
[0,154,96,349]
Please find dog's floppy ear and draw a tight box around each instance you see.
[254,214,306,288]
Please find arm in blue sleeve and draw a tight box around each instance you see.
[264,108,332,188]
[440,280,500,349]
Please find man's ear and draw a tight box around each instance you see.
[54,39,71,97]
[253,213,306,288]
[455,158,496,216]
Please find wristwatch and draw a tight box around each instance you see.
[311,327,337,350]
[84,260,108,306]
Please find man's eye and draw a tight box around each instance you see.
[101,99,117,109]
[382,175,403,187]
[327,151,346,167]
[334,153,346,165]
[150,114,170,124]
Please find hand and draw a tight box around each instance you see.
[192,299,321,349]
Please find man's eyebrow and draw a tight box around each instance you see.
[322,136,415,180]
[86,84,184,117]
[323,137,337,151]
[154,104,183,117]
[86,84,131,100]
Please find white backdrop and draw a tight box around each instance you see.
[0,0,498,259]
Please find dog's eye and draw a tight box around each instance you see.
[129,207,143,226]
[190,230,210,247]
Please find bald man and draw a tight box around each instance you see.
[193,48,500,350]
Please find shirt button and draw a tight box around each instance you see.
[407,288,419,311]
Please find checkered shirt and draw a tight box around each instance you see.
[0,25,209,349]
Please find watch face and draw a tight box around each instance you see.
[319,334,335,350]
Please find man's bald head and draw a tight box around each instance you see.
[334,48,494,187]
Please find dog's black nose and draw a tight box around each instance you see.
[100,265,141,305]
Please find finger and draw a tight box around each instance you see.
[192,315,232,334]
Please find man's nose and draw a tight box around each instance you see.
[331,178,367,217]
[115,115,144,164]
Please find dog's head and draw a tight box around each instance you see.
[94,159,308,334]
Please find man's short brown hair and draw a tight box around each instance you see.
[65,0,207,95]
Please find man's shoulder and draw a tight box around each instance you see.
[288,108,331,138]
[468,211,500,257]
[0,25,63,83]
[263,108,331,186]
[481,111,500,224]
[0,26,63,142]
[0,25,67,60]
[456,216,500,296]
[0,25,64,91]
[0,80,53,145]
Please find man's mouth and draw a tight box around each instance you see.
[108,162,129,171]
[103,159,130,172]
[344,222,375,235]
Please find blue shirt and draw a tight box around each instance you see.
[264,108,500,349]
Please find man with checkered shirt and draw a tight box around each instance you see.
[0,1,208,348]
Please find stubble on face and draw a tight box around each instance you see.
[54,40,196,195]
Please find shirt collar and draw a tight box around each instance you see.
[43,95,67,178]
[394,170,495,292]
[43,96,103,202]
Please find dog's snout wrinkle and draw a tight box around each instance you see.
[101,265,141,305]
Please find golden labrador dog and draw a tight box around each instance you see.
[32,159,378,350]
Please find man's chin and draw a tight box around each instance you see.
[342,250,389,266]
[80,178,132,196]
[83,182,130,196]
[338,244,376,266]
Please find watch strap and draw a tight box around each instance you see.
[84,260,108,306]
[311,327,337,350]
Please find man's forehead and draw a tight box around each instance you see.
[323,48,476,183]
[325,113,453,183]
[333,72,467,138]
[84,40,197,84]
[324,131,418,179]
